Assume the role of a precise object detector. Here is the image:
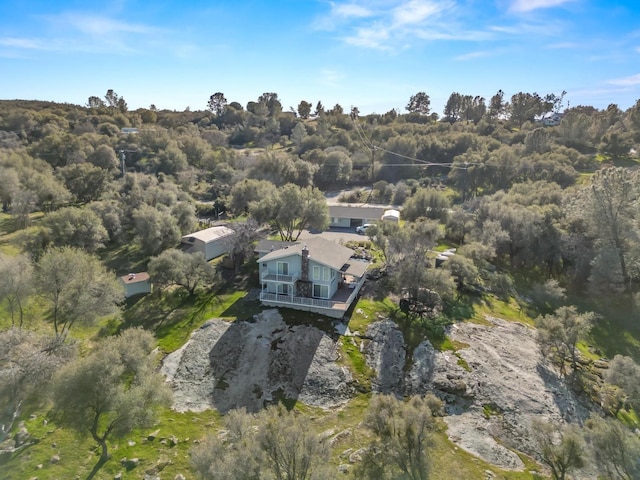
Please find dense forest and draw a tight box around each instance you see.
[1,89,640,479]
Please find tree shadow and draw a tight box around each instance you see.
[205,311,327,414]
[535,362,590,425]
[219,292,263,321]
[444,293,485,323]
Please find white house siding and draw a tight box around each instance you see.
[260,254,302,295]
[308,259,339,299]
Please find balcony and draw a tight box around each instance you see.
[259,275,366,319]
[261,272,299,283]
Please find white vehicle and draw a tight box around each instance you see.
[356,223,373,234]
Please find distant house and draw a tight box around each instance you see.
[540,112,564,127]
[119,272,151,298]
[256,237,368,319]
[120,127,139,134]
[328,202,399,228]
[181,225,235,261]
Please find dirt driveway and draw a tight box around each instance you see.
[297,228,368,245]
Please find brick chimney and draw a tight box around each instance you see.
[297,245,312,298]
[301,245,310,281]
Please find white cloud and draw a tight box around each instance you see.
[45,12,161,36]
[454,50,492,61]
[344,24,391,50]
[509,0,576,13]
[0,37,44,49]
[332,2,373,19]
[608,73,640,86]
[546,42,579,49]
[318,0,487,51]
[320,68,345,86]
[392,0,446,26]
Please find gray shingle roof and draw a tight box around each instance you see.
[258,237,354,271]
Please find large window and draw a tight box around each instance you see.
[277,262,289,275]
[277,284,289,295]
[323,267,330,281]
[313,266,331,281]
[313,284,329,299]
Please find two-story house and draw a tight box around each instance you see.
[256,237,368,318]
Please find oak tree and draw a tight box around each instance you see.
[52,328,172,479]
[35,247,124,338]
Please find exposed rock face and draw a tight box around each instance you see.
[363,316,592,471]
[162,309,594,473]
[363,320,406,394]
[161,309,354,413]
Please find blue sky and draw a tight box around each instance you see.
[1,0,639,115]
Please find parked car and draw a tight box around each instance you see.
[356,223,373,234]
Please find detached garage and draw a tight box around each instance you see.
[181,225,235,261]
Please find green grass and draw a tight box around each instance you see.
[0,212,45,256]
[338,297,398,389]
[122,288,257,353]
[339,336,375,389]
[618,409,640,429]
[0,407,222,480]
[475,295,534,326]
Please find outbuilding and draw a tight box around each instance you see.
[381,209,400,223]
[181,225,235,261]
[119,272,151,298]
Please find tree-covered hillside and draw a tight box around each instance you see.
[1,89,640,479]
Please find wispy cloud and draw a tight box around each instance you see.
[43,11,163,36]
[546,42,579,49]
[319,68,345,87]
[392,0,445,26]
[489,19,565,37]
[332,2,373,19]
[344,23,391,50]
[317,0,484,51]
[1,11,164,56]
[509,0,577,13]
[608,73,640,86]
[454,50,493,61]
[0,37,45,49]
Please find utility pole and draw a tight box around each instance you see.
[119,150,126,176]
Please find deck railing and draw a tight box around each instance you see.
[260,274,367,313]
[261,272,298,283]
[260,293,338,310]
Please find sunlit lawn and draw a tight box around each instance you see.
[121,287,261,353]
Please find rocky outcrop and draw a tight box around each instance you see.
[161,310,354,413]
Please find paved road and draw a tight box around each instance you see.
[297,227,368,245]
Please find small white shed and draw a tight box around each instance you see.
[120,272,151,298]
[381,209,400,223]
[181,226,235,261]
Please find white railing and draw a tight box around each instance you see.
[344,275,366,306]
[260,293,342,311]
[261,272,298,283]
